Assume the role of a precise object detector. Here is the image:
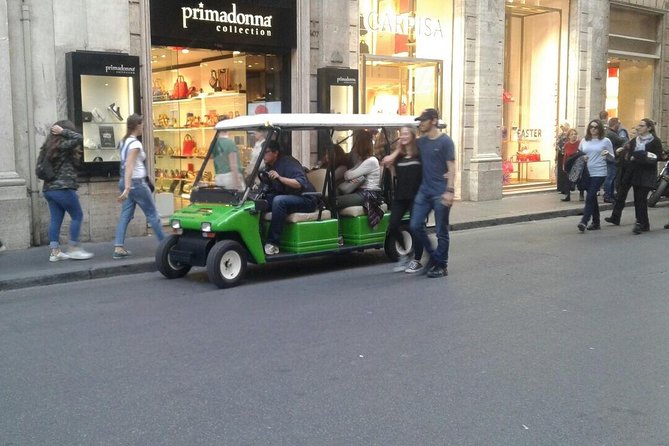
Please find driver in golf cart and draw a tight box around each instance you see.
[261,140,317,256]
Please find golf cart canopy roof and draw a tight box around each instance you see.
[214,113,446,131]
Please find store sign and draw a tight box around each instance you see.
[362,12,444,39]
[517,128,543,140]
[151,0,296,51]
[335,76,357,85]
[104,64,137,75]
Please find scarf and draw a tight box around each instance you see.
[635,133,654,152]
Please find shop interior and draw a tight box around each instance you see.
[149,46,283,211]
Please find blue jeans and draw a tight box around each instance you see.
[44,189,84,249]
[603,162,616,199]
[581,176,606,226]
[267,194,316,245]
[410,190,450,268]
[114,178,165,246]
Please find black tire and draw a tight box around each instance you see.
[155,234,191,279]
[206,240,247,289]
[648,179,668,207]
[384,226,413,262]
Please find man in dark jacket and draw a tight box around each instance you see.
[603,118,627,202]
[262,141,316,255]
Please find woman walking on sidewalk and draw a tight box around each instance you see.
[387,126,424,274]
[605,118,663,233]
[577,119,614,233]
[113,114,165,259]
[41,121,93,262]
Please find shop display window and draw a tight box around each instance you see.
[150,47,283,210]
[358,0,452,121]
[66,51,141,177]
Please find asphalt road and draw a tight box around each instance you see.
[2,212,669,445]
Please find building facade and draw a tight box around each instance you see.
[1,0,668,249]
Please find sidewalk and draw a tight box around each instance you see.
[0,191,633,291]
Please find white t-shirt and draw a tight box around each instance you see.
[121,138,147,179]
[578,138,613,177]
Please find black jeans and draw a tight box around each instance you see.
[388,199,423,261]
[610,182,652,228]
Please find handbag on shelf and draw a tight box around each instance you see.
[171,75,189,99]
[182,134,196,156]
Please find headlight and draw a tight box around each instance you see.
[201,222,212,232]
[171,219,181,229]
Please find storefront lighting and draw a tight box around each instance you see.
[181,49,190,54]
[233,51,241,55]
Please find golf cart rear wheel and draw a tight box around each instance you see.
[384,226,413,262]
[648,179,668,207]
[207,240,247,289]
[156,234,192,279]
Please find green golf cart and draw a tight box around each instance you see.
[155,113,420,288]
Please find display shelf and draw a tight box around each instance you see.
[153,92,246,106]
[153,127,217,132]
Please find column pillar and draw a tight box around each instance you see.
[460,0,505,201]
[0,0,30,248]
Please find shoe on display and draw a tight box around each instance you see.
[393,255,409,272]
[67,246,93,260]
[112,247,132,260]
[92,107,105,123]
[107,103,123,121]
[49,248,70,262]
[264,243,279,255]
[404,260,424,274]
[427,265,447,278]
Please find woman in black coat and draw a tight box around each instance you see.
[605,118,663,234]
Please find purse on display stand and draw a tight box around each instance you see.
[209,70,222,92]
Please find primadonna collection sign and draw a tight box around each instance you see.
[151,0,296,52]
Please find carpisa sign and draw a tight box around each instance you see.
[151,0,296,51]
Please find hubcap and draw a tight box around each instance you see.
[396,230,413,256]
[219,250,242,280]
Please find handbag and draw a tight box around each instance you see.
[182,134,196,156]
[172,75,189,99]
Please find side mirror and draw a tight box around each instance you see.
[254,199,269,212]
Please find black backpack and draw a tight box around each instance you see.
[36,146,56,181]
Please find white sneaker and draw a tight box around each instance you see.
[264,243,280,255]
[392,254,409,272]
[49,249,70,262]
[404,260,424,274]
[67,246,94,260]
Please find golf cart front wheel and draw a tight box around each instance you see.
[206,240,247,288]
[384,226,413,262]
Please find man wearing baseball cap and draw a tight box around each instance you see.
[383,108,455,278]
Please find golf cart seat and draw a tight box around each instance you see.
[339,203,388,217]
[262,208,332,223]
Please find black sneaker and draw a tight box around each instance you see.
[420,257,436,276]
[604,217,619,225]
[587,224,600,230]
[427,265,447,278]
[577,222,586,233]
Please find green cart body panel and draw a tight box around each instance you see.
[261,218,340,253]
[339,214,390,245]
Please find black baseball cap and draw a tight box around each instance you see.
[415,108,439,121]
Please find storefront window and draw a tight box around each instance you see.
[606,6,660,130]
[150,47,284,210]
[502,0,569,190]
[359,0,452,121]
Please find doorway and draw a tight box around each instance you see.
[503,4,562,191]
